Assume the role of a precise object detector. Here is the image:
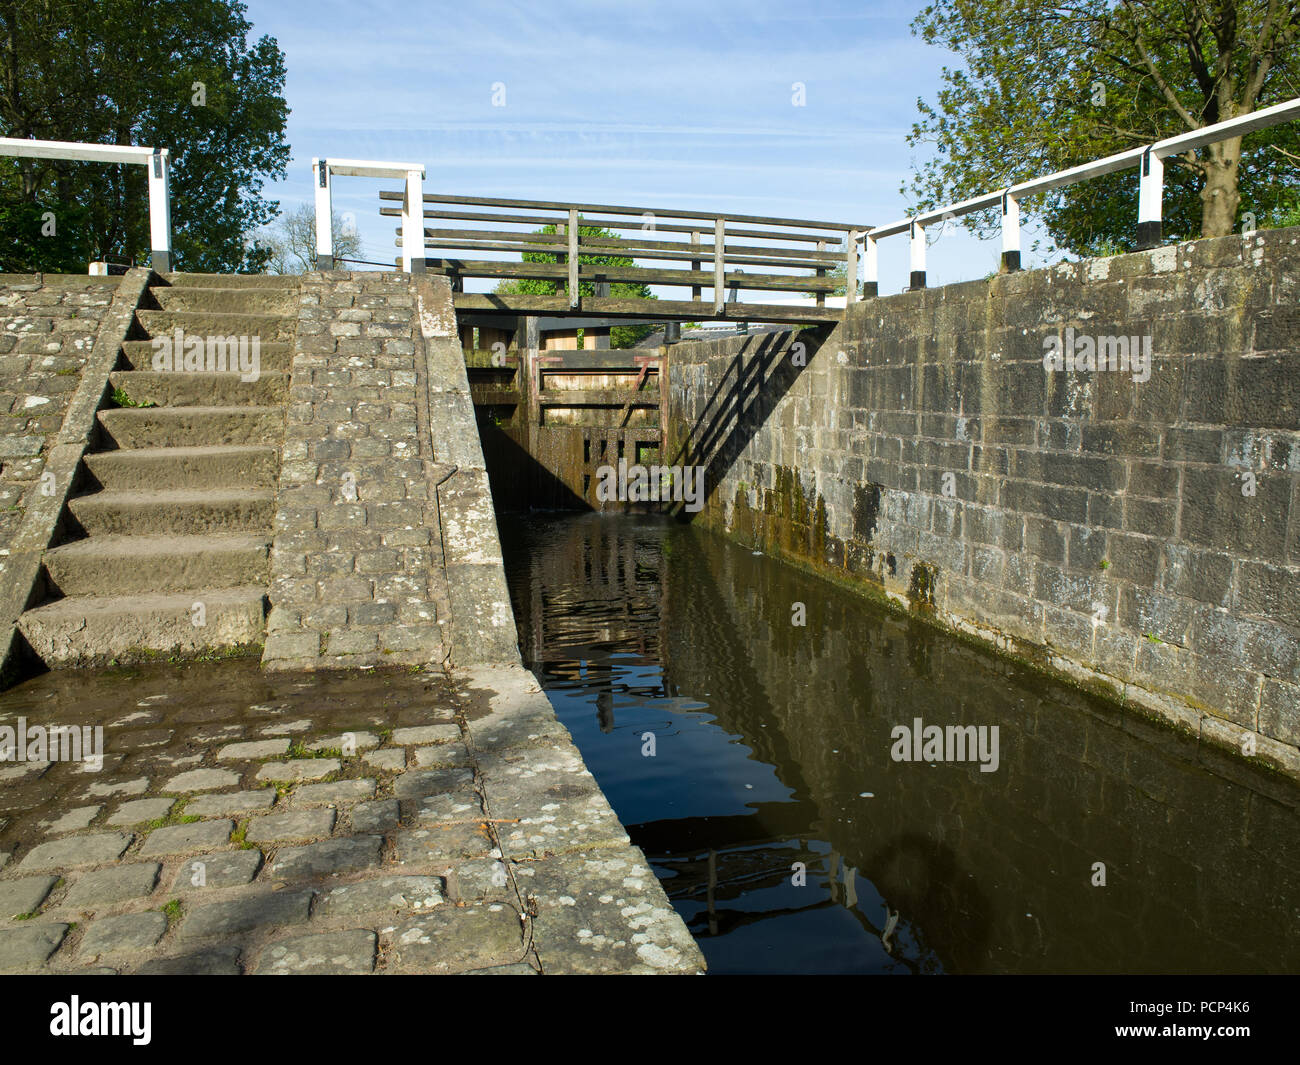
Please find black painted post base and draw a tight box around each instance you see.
[151,249,171,273]
[909,270,927,290]
[1001,250,1021,272]
[316,254,335,271]
[862,281,878,298]
[1136,220,1162,251]
[409,258,427,274]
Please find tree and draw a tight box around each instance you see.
[257,205,362,273]
[495,222,658,348]
[0,0,290,272]
[906,0,1300,256]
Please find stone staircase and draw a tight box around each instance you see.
[17,273,299,667]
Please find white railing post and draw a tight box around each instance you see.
[1137,147,1164,250]
[1001,192,1020,271]
[909,220,926,289]
[864,233,878,297]
[147,148,172,273]
[402,168,426,273]
[313,158,334,270]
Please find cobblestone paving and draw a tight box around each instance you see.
[0,659,704,974]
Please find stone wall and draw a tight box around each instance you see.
[0,275,121,552]
[264,272,518,671]
[665,226,1300,777]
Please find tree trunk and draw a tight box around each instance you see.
[1200,135,1242,237]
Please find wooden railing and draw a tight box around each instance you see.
[379,190,869,323]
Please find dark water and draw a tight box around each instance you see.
[499,512,1300,975]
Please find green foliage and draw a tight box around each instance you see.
[1270,194,1300,230]
[0,0,290,272]
[0,198,94,272]
[495,222,658,348]
[906,0,1300,255]
[110,387,155,409]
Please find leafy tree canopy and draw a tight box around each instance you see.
[907,0,1300,257]
[0,0,290,272]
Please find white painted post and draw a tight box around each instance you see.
[1001,193,1021,271]
[313,158,333,270]
[402,168,426,273]
[1137,148,1164,249]
[909,220,926,289]
[147,148,172,273]
[864,233,878,297]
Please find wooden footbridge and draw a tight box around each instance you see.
[375,188,869,325]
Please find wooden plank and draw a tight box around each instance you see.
[538,389,659,407]
[454,294,570,314]
[453,293,840,324]
[422,259,838,292]
[381,204,838,243]
[412,225,567,244]
[405,226,843,263]
[581,296,840,324]
[408,237,833,271]
[378,189,869,231]
[575,233,844,262]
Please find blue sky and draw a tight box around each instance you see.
[245,0,1044,294]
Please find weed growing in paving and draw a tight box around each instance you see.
[110,386,155,408]
[141,798,193,831]
[287,741,342,759]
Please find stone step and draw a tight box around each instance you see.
[84,445,280,491]
[68,488,276,537]
[151,287,299,316]
[134,309,297,344]
[109,369,288,407]
[161,272,300,289]
[118,340,293,372]
[97,405,283,449]
[43,534,270,596]
[18,585,267,668]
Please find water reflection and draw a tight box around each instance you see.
[500,512,1300,975]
